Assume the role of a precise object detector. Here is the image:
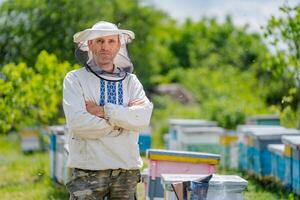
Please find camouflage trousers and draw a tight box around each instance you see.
[66,168,141,200]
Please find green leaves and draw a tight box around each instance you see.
[0,51,77,133]
[263,3,300,127]
[177,66,269,129]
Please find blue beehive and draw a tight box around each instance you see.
[138,128,152,154]
[268,144,285,182]
[48,125,68,184]
[238,142,248,171]
[282,136,300,194]
[236,125,281,172]
[249,128,300,177]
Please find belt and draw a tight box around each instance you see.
[74,168,138,177]
[110,168,127,177]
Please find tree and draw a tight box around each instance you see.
[263,3,300,127]
[175,66,270,129]
[0,0,176,89]
[0,51,76,133]
[169,17,268,73]
[0,0,114,65]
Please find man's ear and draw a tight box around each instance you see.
[87,40,92,49]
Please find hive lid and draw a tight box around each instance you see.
[237,125,299,139]
[282,136,300,149]
[169,119,217,127]
[146,149,220,164]
[161,174,248,188]
[247,115,279,120]
[237,125,284,135]
[267,144,285,155]
[179,127,225,134]
[249,128,300,140]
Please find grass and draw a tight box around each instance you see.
[0,134,68,200]
[0,133,297,200]
[0,134,146,200]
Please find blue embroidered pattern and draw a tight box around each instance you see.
[99,80,123,106]
[99,79,105,106]
[107,81,117,104]
[118,81,123,105]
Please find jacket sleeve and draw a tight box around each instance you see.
[63,71,114,139]
[104,74,153,132]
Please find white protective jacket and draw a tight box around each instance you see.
[63,67,153,170]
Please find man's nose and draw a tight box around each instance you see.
[101,42,109,50]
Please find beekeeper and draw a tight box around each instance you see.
[63,21,153,200]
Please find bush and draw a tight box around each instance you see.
[0,51,78,133]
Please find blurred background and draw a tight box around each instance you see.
[0,0,299,199]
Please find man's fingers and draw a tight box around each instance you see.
[133,101,144,105]
[129,99,143,104]
[129,100,140,106]
[129,99,145,106]
[85,101,95,106]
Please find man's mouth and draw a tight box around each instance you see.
[99,52,110,55]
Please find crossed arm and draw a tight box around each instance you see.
[85,99,145,118]
[63,72,153,139]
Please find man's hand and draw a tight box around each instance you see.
[85,101,105,118]
[128,99,145,107]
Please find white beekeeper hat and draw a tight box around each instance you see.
[74,21,135,73]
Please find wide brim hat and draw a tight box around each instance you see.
[74,21,135,73]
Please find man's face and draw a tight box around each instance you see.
[88,35,121,66]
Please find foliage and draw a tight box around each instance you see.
[0,0,174,89]
[151,16,270,89]
[280,106,300,128]
[0,51,77,133]
[1,0,299,133]
[170,66,272,129]
[0,1,271,90]
[168,17,268,71]
[263,3,300,126]
[0,0,113,65]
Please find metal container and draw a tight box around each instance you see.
[161,174,248,200]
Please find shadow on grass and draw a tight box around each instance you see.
[47,181,69,200]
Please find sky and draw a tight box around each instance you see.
[144,0,299,32]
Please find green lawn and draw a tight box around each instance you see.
[0,134,68,200]
[0,134,296,200]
